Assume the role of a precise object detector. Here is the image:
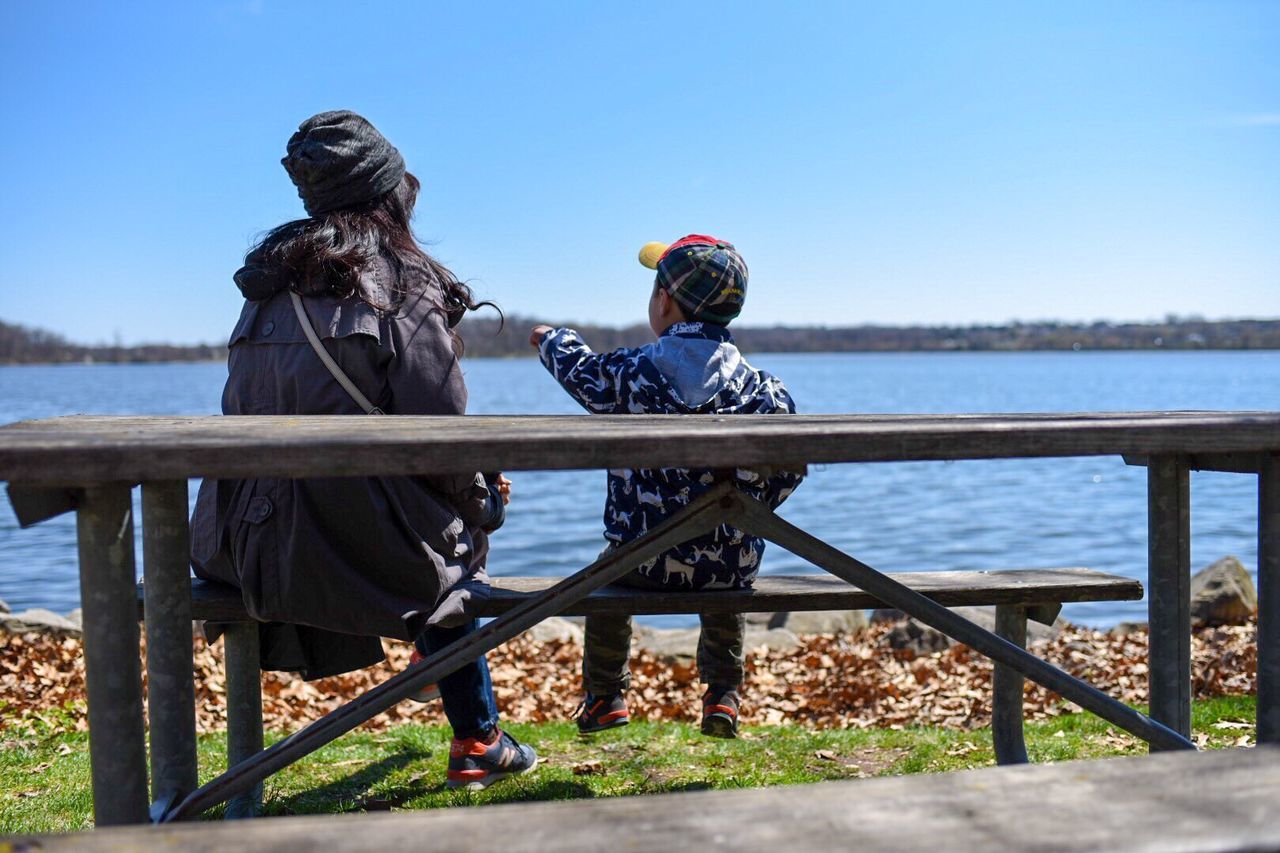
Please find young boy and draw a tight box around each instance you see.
[529,234,803,738]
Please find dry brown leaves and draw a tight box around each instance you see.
[0,617,1258,735]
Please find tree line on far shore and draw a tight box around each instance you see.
[0,321,224,365]
[3,315,1278,365]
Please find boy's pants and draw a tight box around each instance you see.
[583,569,746,695]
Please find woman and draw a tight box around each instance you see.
[191,110,536,790]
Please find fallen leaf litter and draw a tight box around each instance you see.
[0,617,1257,735]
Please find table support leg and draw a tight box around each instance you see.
[141,480,198,810]
[1259,453,1279,744]
[76,484,150,825]
[1147,455,1192,746]
[224,623,264,818]
[730,492,1194,751]
[992,604,1029,765]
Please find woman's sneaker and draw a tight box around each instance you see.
[701,686,740,738]
[446,729,538,790]
[574,693,630,734]
[406,649,441,703]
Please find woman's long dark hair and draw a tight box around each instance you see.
[244,172,499,352]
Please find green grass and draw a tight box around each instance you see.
[0,696,1257,834]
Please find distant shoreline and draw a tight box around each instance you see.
[3,316,1278,364]
[4,349,1280,369]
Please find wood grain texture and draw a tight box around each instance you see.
[150,569,1142,622]
[1259,453,1279,744]
[75,485,150,826]
[17,746,1279,852]
[2,411,1279,484]
[1147,455,1193,742]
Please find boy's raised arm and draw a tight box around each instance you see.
[735,372,805,508]
[530,325,631,414]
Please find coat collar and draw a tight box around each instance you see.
[659,321,734,344]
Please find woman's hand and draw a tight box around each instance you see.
[494,474,512,505]
[529,325,553,348]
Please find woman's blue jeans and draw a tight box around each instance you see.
[414,619,500,741]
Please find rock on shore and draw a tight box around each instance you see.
[0,607,81,637]
[1191,556,1257,626]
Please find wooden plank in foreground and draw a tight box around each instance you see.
[14,746,1278,852]
[2,411,1279,484]
[155,569,1142,622]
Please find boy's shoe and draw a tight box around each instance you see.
[447,729,538,790]
[406,649,442,703]
[701,686,740,739]
[574,693,630,734]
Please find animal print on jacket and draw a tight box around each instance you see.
[538,321,803,589]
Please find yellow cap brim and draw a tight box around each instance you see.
[638,241,669,270]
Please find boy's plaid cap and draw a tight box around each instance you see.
[638,234,748,325]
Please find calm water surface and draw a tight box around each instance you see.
[1,350,1276,627]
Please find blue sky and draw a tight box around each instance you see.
[1,1,1277,345]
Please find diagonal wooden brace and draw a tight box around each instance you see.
[728,492,1196,752]
[159,481,740,821]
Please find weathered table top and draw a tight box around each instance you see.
[1,411,1277,484]
[14,746,1279,852]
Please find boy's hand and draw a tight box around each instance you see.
[494,474,512,505]
[529,325,554,348]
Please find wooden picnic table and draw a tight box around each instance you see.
[1,411,1277,826]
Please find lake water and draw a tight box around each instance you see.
[1,351,1276,628]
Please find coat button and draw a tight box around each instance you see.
[262,321,275,336]
[245,496,273,523]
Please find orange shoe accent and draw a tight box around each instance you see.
[599,709,629,724]
[449,737,493,758]
[448,768,488,781]
[705,704,737,717]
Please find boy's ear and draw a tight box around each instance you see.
[661,289,688,321]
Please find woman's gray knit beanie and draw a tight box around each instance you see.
[282,110,406,216]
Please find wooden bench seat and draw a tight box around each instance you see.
[148,567,1141,622]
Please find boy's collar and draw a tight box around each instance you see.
[659,321,734,343]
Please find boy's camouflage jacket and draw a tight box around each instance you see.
[538,321,804,589]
